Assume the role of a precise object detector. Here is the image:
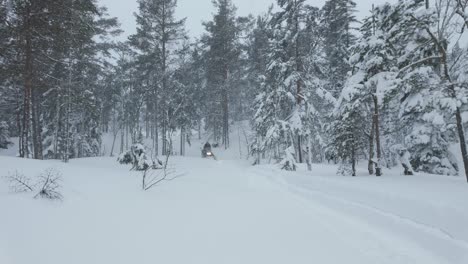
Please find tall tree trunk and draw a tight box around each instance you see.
[145,103,149,139]
[198,120,202,140]
[162,120,167,156]
[161,1,168,155]
[17,87,24,158]
[351,142,356,177]
[222,66,230,149]
[22,4,32,158]
[368,117,375,175]
[223,88,229,149]
[154,122,159,156]
[110,131,117,157]
[373,95,382,176]
[125,122,129,150]
[64,86,71,162]
[53,94,61,159]
[455,108,468,182]
[31,86,42,159]
[63,52,73,163]
[307,135,312,171]
[120,123,124,154]
[180,128,185,156]
[297,134,303,163]
[294,0,303,163]
[153,87,159,155]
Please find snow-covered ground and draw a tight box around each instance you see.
[1,126,468,264]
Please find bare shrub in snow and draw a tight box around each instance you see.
[5,171,34,193]
[4,168,63,200]
[118,142,177,190]
[34,168,63,200]
[141,137,183,191]
[142,152,183,191]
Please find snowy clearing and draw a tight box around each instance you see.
[1,154,467,264]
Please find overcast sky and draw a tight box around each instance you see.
[99,0,395,41]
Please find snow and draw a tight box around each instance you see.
[423,111,446,127]
[1,125,468,264]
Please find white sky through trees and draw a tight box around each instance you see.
[99,0,396,41]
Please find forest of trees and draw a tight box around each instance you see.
[1,0,468,181]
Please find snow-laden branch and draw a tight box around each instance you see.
[398,56,442,74]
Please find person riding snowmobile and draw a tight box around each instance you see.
[202,142,215,158]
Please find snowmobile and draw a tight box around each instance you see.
[202,142,216,159]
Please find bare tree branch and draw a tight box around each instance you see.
[4,171,34,193]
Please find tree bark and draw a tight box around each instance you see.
[352,143,356,177]
[16,88,23,157]
[368,116,375,175]
[120,124,124,154]
[198,120,201,140]
[21,3,32,158]
[145,103,149,139]
[456,108,468,182]
[297,134,303,163]
[31,86,42,159]
[222,67,229,149]
[180,128,185,156]
[307,135,312,171]
[162,119,167,156]
[373,95,382,176]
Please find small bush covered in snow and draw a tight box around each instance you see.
[337,163,354,177]
[118,144,161,171]
[280,146,297,171]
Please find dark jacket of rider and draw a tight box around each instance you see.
[203,142,211,151]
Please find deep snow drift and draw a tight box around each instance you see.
[1,129,468,264]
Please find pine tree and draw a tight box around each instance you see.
[320,0,357,97]
[2,0,119,161]
[188,44,207,141]
[252,0,331,170]
[331,70,372,176]
[131,0,187,156]
[247,14,271,164]
[202,0,241,148]
[375,0,466,176]
[8,0,49,159]
[343,6,397,176]
[40,2,119,161]
[112,46,148,154]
